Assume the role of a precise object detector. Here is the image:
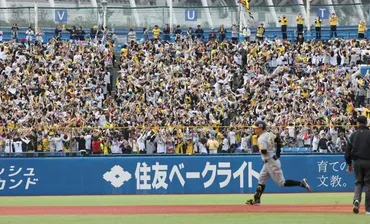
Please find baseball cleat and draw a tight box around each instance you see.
[245,199,260,206]
[301,178,312,192]
[254,198,261,206]
[353,200,360,214]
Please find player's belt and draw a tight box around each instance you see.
[264,155,279,163]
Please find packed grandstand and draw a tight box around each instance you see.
[0,6,370,155]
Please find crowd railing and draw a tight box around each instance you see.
[0,25,368,54]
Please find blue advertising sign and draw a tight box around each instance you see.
[0,155,353,196]
[185,9,198,21]
[55,9,68,22]
[317,7,329,19]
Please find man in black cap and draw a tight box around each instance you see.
[246,120,312,206]
[345,115,370,214]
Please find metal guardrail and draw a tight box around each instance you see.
[0,151,349,158]
[0,26,368,51]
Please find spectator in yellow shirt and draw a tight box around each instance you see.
[296,13,304,35]
[152,25,161,40]
[314,16,322,40]
[329,13,338,38]
[364,105,370,119]
[206,135,219,154]
[279,15,288,40]
[120,45,128,59]
[256,23,265,42]
[358,20,367,39]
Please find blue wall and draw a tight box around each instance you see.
[0,155,353,196]
[0,26,368,45]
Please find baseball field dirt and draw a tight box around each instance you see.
[0,204,352,215]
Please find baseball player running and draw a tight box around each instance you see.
[246,120,312,205]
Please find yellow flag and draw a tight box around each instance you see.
[240,0,254,19]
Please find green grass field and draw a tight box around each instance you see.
[1,193,369,224]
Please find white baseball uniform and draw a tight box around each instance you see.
[257,131,286,187]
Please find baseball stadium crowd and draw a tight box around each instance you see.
[0,23,370,155]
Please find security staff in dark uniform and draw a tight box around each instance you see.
[345,115,370,214]
[279,15,288,40]
[314,16,322,40]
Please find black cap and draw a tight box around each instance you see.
[357,115,367,125]
[252,120,266,130]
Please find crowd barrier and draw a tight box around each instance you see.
[0,155,352,196]
[0,147,313,157]
[0,26,367,43]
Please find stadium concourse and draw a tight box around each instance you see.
[0,25,370,156]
